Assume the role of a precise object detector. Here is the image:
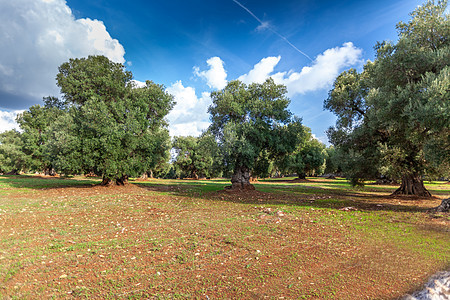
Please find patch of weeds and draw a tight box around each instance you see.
[176,253,188,264]
[289,252,299,262]
[74,241,100,251]
[47,240,66,252]
[338,211,450,262]
[331,272,342,284]
[65,245,74,252]
[223,237,237,246]
[147,238,163,251]
[4,261,22,282]
[71,286,89,297]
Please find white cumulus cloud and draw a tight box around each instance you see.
[274,42,363,96]
[194,57,227,90]
[166,81,212,137]
[168,43,362,137]
[237,42,363,97]
[0,110,23,133]
[238,56,281,84]
[0,0,126,110]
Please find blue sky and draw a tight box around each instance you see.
[0,0,427,142]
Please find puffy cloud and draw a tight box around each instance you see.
[0,0,125,110]
[168,43,362,137]
[77,18,125,64]
[238,43,363,97]
[166,81,212,137]
[131,79,212,137]
[194,57,227,90]
[274,42,363,96]
[0,110,23,133]
[238,56,281,84]
[130,80,147,88]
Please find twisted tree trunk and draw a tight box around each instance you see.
[115,175,128,185]
[100,177,113,186]
[392,173,431,197]
[435,198,449,213]
[43,168,56,176]
[5,169,19,175]
[101,175,128,186]
[140,170,153,180]
[230,166,255,190]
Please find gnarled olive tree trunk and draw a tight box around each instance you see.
[435,197,449,213]
[140,170,153,180]
[230,166,255,190]
[43,168,56,176]
[392,173,431,197]
[297,173,306,180]
[101,175,128,186]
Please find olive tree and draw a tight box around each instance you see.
[208,79,303,190]
[51,55,174,185]
[324,0,449,197]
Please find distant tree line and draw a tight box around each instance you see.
[170,124,336,182]
[0,56,333,187]
[0,56,174,185]
[0,1,448,202]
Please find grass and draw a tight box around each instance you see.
[0,175,448,299]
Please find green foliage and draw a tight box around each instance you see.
[325,0,450,187]
[196,132,224,178]
[324,146,341,175]
[0,130,26,174]
[15,100,66,173]
[57,55,132,106]
[173,136,199,178]
[43,112,82,175]
[48,56,174,183]
[152,162,179,179]
[252,149,274,178]
[294,130,327,177]
[273,126,327,178]
[172,132,222,179]
[0,56,173,182]
[43,96,66,110]
[208,78,303,183]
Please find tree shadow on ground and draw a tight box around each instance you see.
[0,175,100,190]
[2,175,446,214]
[135,181,445,214]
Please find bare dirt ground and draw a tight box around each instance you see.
[0,177,448,299]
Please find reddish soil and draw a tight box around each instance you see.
[0,181,448,299]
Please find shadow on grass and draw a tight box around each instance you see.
[1,175,445,214]
[260,177,349,185]
[134,179,443,214]
[0,175,100,190]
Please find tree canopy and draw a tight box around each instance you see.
[15,99,66,175]
[172,132,222,179]
[294,132,327,178]
[56,55,132,106]
[208,78,303,190]
[271,126,327,179]
[324,0,449,196]
[0,130,25,175]
[48,56,174,184]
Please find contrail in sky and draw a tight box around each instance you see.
[232,0,313,62]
